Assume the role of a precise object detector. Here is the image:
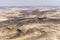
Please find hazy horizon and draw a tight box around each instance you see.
[0,0,60,6]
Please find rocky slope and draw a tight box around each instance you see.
[0,8,60,40]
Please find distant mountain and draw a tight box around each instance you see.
[0,6,59,9]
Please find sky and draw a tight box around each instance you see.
[0,0,60,6]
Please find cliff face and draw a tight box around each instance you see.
[0,8,60,40]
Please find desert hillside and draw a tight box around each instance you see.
[0,8,60,40]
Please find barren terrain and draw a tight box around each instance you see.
[0,7,60,40]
